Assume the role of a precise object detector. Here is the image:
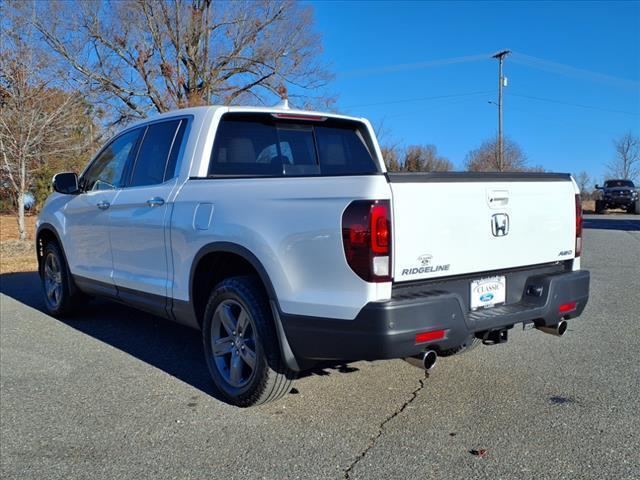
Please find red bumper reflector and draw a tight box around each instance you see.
[559,301,577,313]
[415,329,446,344]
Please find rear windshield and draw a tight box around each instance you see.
[604,180,635,188]
[208,113,380,177]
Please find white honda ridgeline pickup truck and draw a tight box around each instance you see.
[37,105,590,407]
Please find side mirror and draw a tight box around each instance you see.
[52,172,79,194]
[595,184,601,189]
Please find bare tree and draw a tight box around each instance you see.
[380,146,401,172]
[374,117,403,172]
[574,171,591,200]
[15,0,332,125]
[1,18,92,240]
[465,136,527,172]
[608,132,640,181]
[403,145,452,172]
[373,118,452,173]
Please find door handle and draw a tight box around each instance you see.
[96,201,110,210]
[146,197,165,207]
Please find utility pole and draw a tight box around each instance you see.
[492,50,510,170]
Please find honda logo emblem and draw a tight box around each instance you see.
[491,213,509,237]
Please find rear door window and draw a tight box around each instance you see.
[163,120,188,181]
[129,119,183,187]
[208,113,379,177]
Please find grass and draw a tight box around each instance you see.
[0,214,38,274]
[582,200,595,214]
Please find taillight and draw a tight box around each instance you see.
[370,205,390,254]
[342,200,392,282]
[575,194,582,257]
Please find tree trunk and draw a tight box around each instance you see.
[17,192,26,241]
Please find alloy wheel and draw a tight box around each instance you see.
[43,252,63,310]
[210,299,258,388]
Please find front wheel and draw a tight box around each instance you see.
[202,276,295,407]
[40,242,78,317]
[595,200,604,214]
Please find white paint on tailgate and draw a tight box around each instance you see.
[391,180,576,282]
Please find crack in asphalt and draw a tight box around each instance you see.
[343,371,428,479]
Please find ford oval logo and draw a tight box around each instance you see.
[480,293,494,302]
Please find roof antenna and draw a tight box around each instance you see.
[274,85,290,109]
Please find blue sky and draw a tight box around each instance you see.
[309,1,640,182]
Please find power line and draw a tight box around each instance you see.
[381,93,494,119]
[510,52,640,90]
[338,53,493,78]
[337,49,639,91]
[507,91,640,116]
[343,90,493,109]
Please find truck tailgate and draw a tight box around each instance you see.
[389,173,577,283]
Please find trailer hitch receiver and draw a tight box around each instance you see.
[480,328,509,345]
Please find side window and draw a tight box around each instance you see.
[82,129,141,191]
[129,120,182,187]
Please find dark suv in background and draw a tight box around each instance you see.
[595,179,639,214]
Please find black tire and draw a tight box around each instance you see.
[202,276,296,407]
[40,241,80,317]
[633,200,640,215]
[595,200,604,215]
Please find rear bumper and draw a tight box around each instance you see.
[280,269,590,366]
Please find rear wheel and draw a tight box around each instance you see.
[202,276,295,407]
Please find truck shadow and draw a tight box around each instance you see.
[0,271,357,402]
[0,271,224,399]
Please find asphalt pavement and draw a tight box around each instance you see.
[1,214,639,479]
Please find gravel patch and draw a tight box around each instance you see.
[1,240,34,257]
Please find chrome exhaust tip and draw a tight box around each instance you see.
[536,320,568,337]
[404,350,438,370]
[423,350,437,370]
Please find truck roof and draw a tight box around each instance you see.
[128,104,366,128]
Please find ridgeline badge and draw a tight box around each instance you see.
[401,254,450,276]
